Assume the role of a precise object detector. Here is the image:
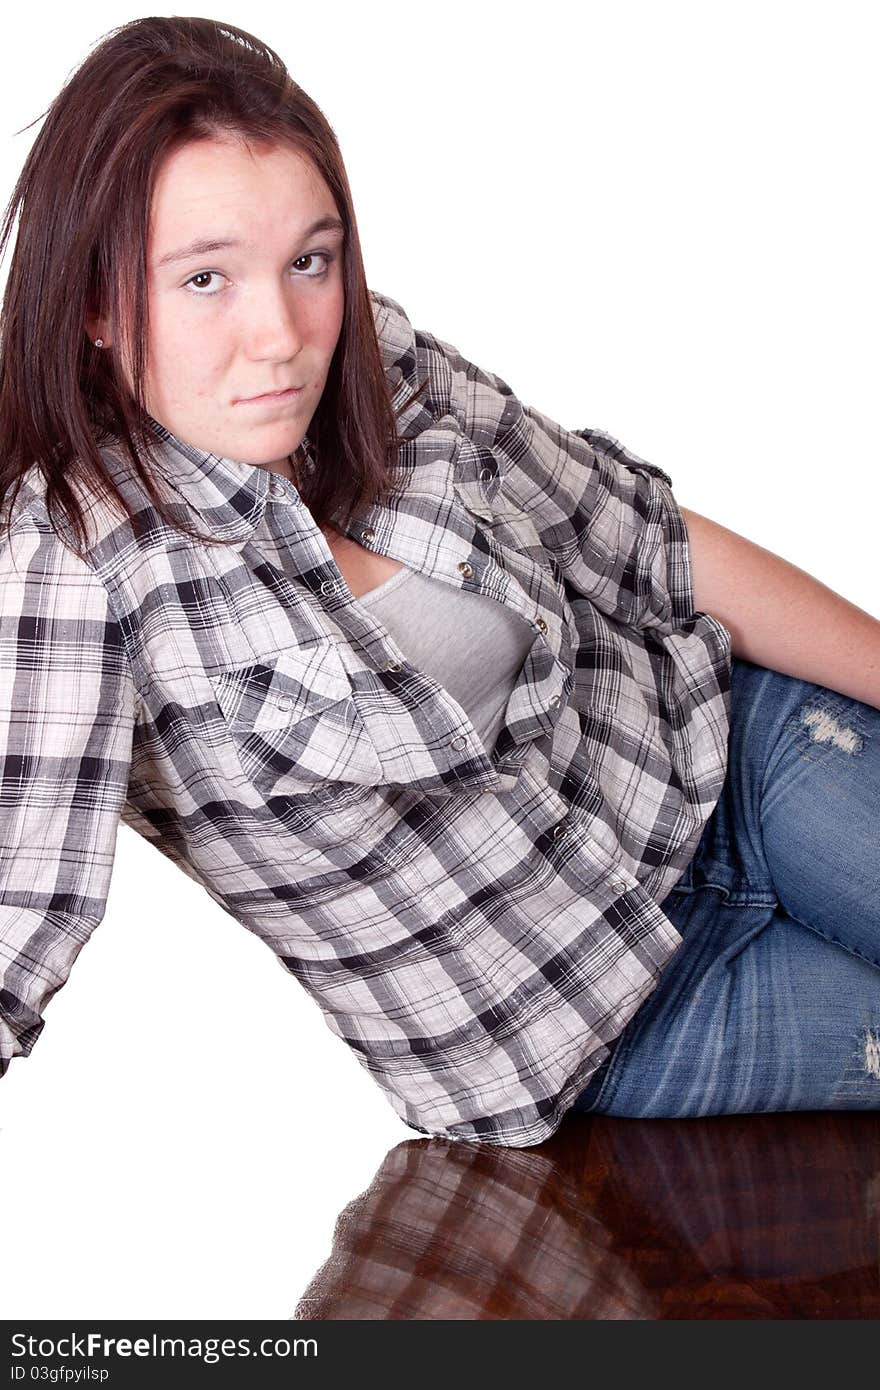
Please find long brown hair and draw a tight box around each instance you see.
[0,16,419,557]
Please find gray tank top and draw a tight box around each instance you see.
[357,564,535,754]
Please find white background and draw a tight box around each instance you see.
[0,0,877,1319]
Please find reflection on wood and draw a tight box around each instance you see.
[295,1112,880,1319]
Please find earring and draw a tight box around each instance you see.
[93,338,104,348]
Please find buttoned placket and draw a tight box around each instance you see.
[262,471,500,794]
[258,467,631,892]
[351,512,573,693]
[263,469,572,784]
[439,464,630,897]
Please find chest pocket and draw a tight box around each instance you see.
[208,640,384,803]
[453,478,554,576]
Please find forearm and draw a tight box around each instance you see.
[680,507,880,711]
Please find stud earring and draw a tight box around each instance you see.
[94,338,104,348]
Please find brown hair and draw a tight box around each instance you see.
[0,15,422,557]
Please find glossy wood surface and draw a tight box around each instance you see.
[295,1112,880,1319]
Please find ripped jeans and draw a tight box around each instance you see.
[571,656,880,1117]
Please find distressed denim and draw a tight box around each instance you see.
[571,655,880,1117]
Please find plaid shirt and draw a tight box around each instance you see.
[0,289,732,1147]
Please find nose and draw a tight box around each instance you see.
[242,280,306,361]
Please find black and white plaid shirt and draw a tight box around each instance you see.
[0,290,732,1146]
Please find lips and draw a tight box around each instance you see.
[236,386,304,404]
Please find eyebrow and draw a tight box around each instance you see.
[155,215,346,268]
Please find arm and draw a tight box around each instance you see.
[680,506,880,712]
[0,521,136,1077]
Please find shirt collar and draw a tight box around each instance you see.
[142,414,273,542]
[132,289,421,543]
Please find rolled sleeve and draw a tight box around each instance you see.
[421,327,697,636]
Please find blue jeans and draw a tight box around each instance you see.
[571,656,880,1117]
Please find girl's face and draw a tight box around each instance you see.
[97,135,346,473]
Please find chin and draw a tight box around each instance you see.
[233,432,305,465]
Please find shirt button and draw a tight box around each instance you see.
[361,527,376,545]
[479,466,495,483]
[552,818,568,839]
[450,734,468,750]
[275,694,293,712]
[320,578,340,596]
[457,561,474,579]
[269,476,286,498]
[535,617,548,633]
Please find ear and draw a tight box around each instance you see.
[84,313,111,347]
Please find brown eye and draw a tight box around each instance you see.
[291,253,332,277]
[183,270,224,295]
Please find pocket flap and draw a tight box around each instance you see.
[452,478,496,521]
[210,641,352,734]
